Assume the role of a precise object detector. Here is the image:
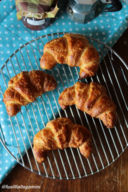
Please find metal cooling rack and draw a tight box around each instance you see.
[0,32,128,180]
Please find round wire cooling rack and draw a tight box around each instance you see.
[0,32,128,180]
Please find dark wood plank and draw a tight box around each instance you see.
[1,149,128,192]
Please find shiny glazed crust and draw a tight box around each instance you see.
[3,70,57,116]
[58,82,116,128]
[33,118,92,163]
[40,33,100,78]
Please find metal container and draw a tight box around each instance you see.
[67,0,122,23]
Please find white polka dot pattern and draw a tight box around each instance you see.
[0,0,128,184]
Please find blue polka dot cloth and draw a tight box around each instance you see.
[0,0,128,184]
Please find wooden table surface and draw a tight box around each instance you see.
[0,29,128,192]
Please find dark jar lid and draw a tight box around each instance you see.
[22,17,54,31]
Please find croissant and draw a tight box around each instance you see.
[3,70,57,116]
[58,82,116,128]
[40,33,100,79]
[33,118,91,163]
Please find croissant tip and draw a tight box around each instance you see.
[106,124,115,129]
[6,104,21,117]
[103,112,117,128]
[79,139,92,159]
[61,105,67,110]
[33,147,46,163]
[79,72,92,79]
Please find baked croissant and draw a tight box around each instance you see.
[59,82,116,128]
[3,70,57,116]
[40,33,100,79]
[33,118,91,163]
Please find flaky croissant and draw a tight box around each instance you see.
[40,33,99,79]
[59,82,116,128]
[3,70,57,116]
[33,118,91,163]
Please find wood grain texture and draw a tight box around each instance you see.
[0,29,128,192]
[1,149,128,192]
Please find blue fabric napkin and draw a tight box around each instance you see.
[0,0,128,184]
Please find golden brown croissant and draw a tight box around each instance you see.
[59,82,116,128]
[33,118,91,163]
[3,70,57,116]
[40,33,99,79]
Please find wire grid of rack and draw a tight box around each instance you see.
[0,32,128,180]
